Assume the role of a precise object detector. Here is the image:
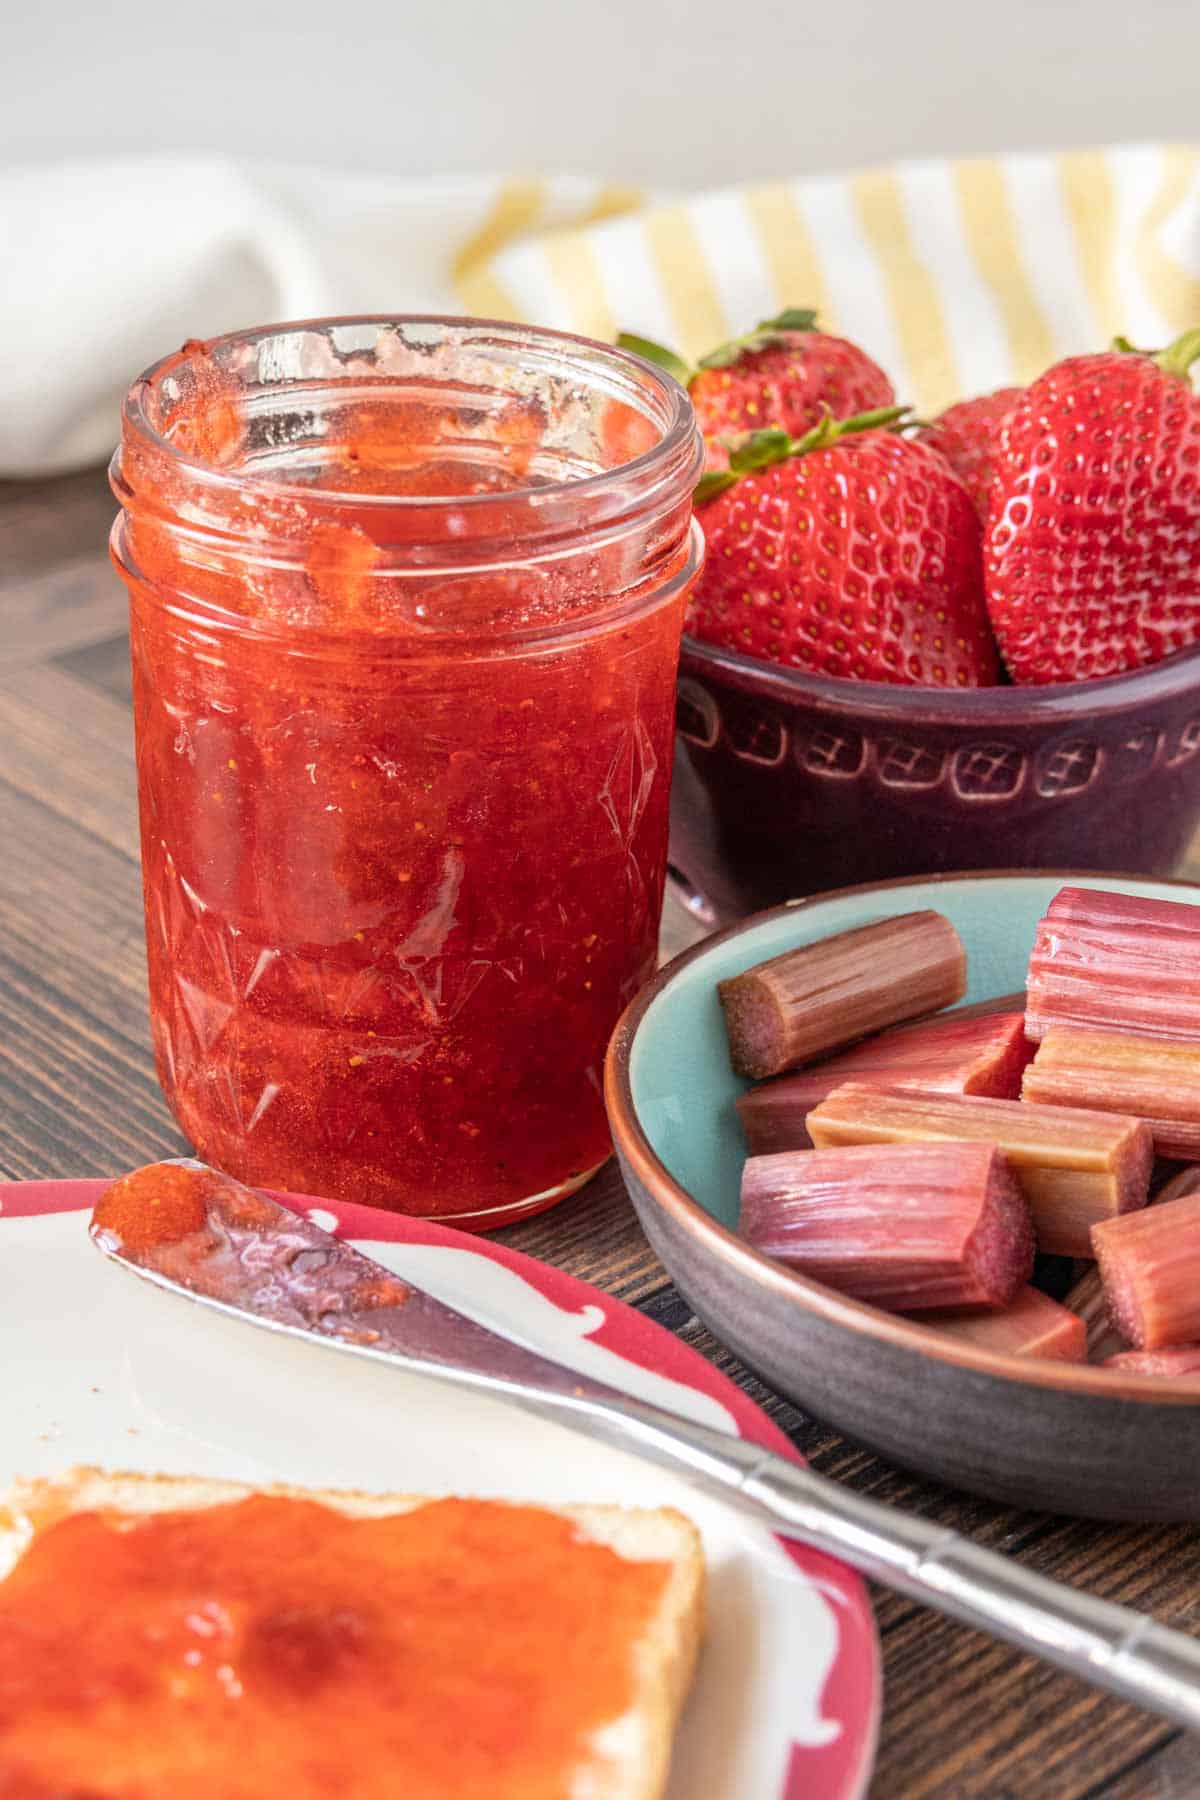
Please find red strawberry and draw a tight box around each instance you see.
[915,386,1022,518]
[689,409,998,688]
[618,311,894,469]
[985,330,1200,684]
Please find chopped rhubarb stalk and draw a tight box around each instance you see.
[718,910,966,1081]
[737,1009,1031,1154]
[1092,1188,1200,1349]
[1065,1165,1200,1359]
[739,1141,1033,1311]
[1025,885,1200,1044]
[806,1084,1152,1256]
[1104,1346,1200,1376]
[1023,1027,1200,1159]
[920,1286,1086,1361]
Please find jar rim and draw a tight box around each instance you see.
[111,314,704,649]
[115,313,701,529]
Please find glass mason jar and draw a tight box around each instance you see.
[110,317,702,1227]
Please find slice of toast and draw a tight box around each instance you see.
[0,1467,704,1800]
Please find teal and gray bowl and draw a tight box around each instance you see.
[605,872,1200,1521]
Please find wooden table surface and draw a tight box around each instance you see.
[3,465,1199,1799]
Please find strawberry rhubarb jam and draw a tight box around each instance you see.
[0,1491,673,1798]
[110,319,702,1224]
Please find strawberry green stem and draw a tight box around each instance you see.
[693,403,909,506]
[784,404,908,457]
[1112,327,1200,381]
[1156,326,1200,382]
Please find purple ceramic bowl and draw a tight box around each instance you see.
[669,637,1200,924]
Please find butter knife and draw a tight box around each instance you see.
[89,1158,1200,1731]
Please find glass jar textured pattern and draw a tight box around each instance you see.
[111,318,702,1225]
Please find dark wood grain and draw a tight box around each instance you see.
[2,465,1200,1798]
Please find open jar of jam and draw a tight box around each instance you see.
[110,318,702,1227]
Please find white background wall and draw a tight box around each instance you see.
[4,0,1197,187]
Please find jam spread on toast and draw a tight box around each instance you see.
[0,1491,671,1798]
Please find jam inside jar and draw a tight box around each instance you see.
[110,318,703,1227]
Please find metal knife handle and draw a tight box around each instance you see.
[500,1382,1200,1732]
[735,1454,1200,1731]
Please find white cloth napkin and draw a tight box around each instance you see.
[1,158,645,475]
[4,144,1200,477]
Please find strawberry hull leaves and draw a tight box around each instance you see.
[694,406,909,504]
[695,308,819,369]
[688,413,998,688]
[984,331,1200,685]
[692,327,895,469]
[615,332,694,388]
[617,311,895,470]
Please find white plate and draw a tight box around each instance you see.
[0,1180,880,1799]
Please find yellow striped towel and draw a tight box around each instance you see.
[454,143,1200,415]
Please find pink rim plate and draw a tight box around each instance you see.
[3,1178,881,1799]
